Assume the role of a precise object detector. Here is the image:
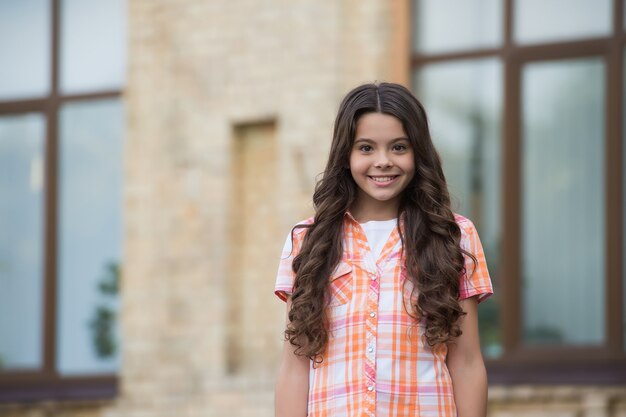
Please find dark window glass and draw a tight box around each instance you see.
[57,99,124,375]
[521,58,605,346]
[413,0,503,53]
[514,0,611,44]
[60,0,126,93]
[0,113,46,371]
[0,0,50,100]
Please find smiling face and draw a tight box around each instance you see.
[349,112,415,221]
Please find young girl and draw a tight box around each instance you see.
[274,82,493,417]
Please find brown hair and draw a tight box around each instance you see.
[284,82,475,363]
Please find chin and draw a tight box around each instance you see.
[371,194,399,202]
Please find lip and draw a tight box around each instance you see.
[367,175,399,187]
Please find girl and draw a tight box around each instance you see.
[274,82,493,417]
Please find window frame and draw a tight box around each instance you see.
[411,0,626,384]
[0,0,121,401]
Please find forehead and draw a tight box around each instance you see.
[355,113,406,140]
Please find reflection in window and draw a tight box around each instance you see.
[0,0,50,100]
[522,58,605,346]
[515,0,611,45]
[413,0,502,54]
[414,59,502,357]
[57,99,123,375]
[0,114,46,371]
[60,0,126,93]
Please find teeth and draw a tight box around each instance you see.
[371,176,395,183]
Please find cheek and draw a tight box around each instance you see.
[349,166,365,184]
[348,155,367,175]
[402,156,416,178]
[407,162,416,178]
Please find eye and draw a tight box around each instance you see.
[358,144,373,152]
[392,143,409,152]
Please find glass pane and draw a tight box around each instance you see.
[57,99,123,375]
[414,59,502,357]
[515,0,611,45]
[0,113,46,371]
[60,0,126,93]
[413,0,503,53]
[0,0,50,100]
[522,58,605,346]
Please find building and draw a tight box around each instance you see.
[1,0,625,416]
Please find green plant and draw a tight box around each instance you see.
[89,261,120,358]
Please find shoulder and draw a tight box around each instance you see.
[454,213,477,234]
[285,216,315,246]
[453,213,479,243]
[291,216,314,235]
[279,217,314,259]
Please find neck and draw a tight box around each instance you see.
[350,197,399,223]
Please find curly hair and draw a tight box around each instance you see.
[284,82,476,363]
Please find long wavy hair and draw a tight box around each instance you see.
[285,82,476,363]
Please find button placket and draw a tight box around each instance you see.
[343,215,404,416]
[364,251,379,413]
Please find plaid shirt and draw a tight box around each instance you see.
[275,213,493,417]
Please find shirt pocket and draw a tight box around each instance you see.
[327,260,353,307]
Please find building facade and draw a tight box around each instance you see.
[1,1,626,416]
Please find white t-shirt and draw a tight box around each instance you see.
[280,218,398,261]
[359,218,397,260]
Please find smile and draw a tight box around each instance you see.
[368,175,399,185]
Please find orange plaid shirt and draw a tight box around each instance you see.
[275,213,493,417]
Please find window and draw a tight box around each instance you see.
[412,0,626,383]
[0,0,126,401]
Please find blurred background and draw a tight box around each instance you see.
[1,0,625,416]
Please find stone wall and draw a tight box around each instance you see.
[489,386,626,417]
[2,1,626,416]
[116,1,400,415]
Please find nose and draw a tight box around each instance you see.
[374,151,392,168]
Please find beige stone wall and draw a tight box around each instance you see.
[3,1,626,417]
[488,386,626,417]
[116,1,398,416]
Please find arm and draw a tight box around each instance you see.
[446,296,488,417]
[275,297,310,417]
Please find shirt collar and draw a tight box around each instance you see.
[344,210,404,225]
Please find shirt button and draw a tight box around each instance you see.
[368,346,374,353]
[368,385,374,392]
[371,275,377,280]
[370,312,376,318]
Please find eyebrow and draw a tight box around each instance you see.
[354,137,410,143]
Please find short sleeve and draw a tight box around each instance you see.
[457,216,493,304]
[274,233,297,302]
[274,220,311,302]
